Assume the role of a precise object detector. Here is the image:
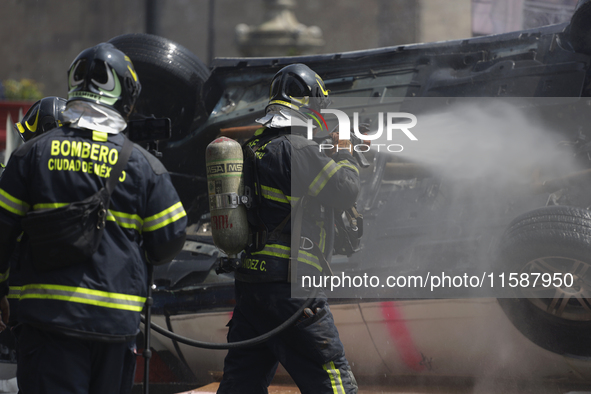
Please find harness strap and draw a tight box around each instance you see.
[244,128,291,252]
[289,197,304,283]
[289,197,333,282]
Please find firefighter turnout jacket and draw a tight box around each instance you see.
[236,127,359,282]
[0,127,187,342]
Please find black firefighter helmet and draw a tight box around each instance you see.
[267,63,330,121]
[67,42,141,120]
[15,96,66,142]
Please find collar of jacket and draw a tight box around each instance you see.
[63,101,126,134]
[256,106,315,130]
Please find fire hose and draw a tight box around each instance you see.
[140,285,319,350]
[140,268,318,394]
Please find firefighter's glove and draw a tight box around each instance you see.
[331,125,371,168]
[330,132,351,152]
[298,307,322,323]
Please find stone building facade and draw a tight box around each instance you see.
[1,0,472,98]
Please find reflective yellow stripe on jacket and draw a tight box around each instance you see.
[308,160,359,197]
[259,184,300,206]
[7,286,21,300]
[19,284,146,312]
[30,201,185,233]
[252,244,322,273]
[260,185,290,204]
[0,189,29,216]
[252,243,290,259]
[109,210,143,231]
[143,201,186,232]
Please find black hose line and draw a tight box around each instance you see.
[140,286,319,350]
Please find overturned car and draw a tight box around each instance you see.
[107,1,591,389]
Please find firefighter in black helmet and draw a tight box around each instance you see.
[14,97,67,143]
[4,96,67,331]
[217,64,359,394]
[0,97,68,390]
[0,42,187,394]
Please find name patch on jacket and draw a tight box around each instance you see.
[47,140,124,180]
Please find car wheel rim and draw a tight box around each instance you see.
[520,256,591,321]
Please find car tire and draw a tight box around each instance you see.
[568,0,591,55]
[497,205,591,357]
[108,33,211,141]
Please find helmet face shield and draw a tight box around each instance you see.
[90,60,113,90]
[67,43,141,120]
[269,77,281,100]
[68,58,122,104]
[68,59,87,89]
[284,77,307,99]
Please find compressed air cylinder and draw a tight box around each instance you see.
[205,137,249,255]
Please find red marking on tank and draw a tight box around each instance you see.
[380,301,425,371]
[212,214,231,230]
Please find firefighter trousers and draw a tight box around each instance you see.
[217,281,358,394]
[16,324,137,394]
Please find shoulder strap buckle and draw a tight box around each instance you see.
[299,236,314,251]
